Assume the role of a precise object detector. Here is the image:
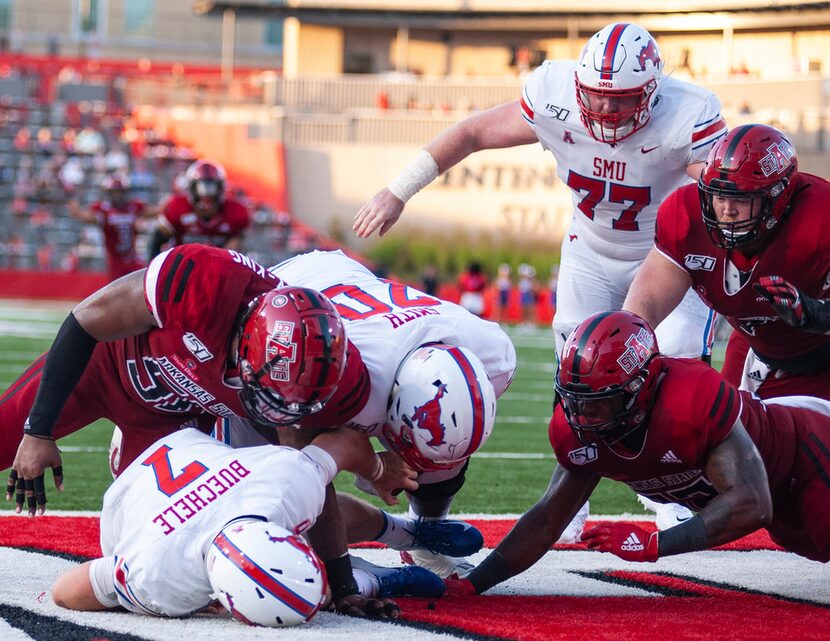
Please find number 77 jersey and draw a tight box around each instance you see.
[270,250,517,435]
[522,60,726,261]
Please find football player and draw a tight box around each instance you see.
[147,160,250,259]
[445,311,830,598]
[624,123,830,400]
[354,22,726,533]
[219,249,517,581]
[2,244,369,516]
[52,426,418,624]
[68,173,154,282]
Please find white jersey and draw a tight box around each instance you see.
[521,60,726,261]
[90,429,333,617]
[271,250,517,435]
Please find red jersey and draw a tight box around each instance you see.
[90,199,146,279]
[655,174,830,372]
[160,194,250,247]
[458,272,487,294]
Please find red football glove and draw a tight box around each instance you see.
[582,523,659,562]
[753,275,807,327]
[444,577,476,597]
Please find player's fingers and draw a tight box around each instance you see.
[24,477,36,516]
[52,465,64,491]
[33,475,47,515]
[5,469,17,501]
[14,475,24,513]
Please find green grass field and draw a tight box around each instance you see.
[0,303,725,517]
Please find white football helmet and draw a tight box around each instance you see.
[206,519,327,627]
[383,344,497,471]
[575,23,663,143]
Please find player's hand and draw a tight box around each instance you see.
[582,523,659,562]
[444,577,477,597]
[370,451,418,506]
[333,594,400,619]
[353,188,405,238]
[753,275,811,327]
[8,435,64,516]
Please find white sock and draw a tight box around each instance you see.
[372,511,418,549]
[352,567,378,598]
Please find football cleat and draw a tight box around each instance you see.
[401,549,475,580]
[402,518,484,557]
[638,495,694,531]
[350,556,445,598]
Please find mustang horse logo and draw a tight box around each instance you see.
[411,383,448,446]
[637,40,661,71]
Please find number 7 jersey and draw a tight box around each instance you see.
[271,250,517,435]
[522,60,726,261]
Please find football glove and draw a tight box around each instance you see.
[753,275,830,332]
[444,577,477,597]
[582,523,659,562]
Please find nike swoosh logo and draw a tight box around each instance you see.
[641,145,660,154]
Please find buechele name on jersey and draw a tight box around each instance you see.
[151,459,251,536]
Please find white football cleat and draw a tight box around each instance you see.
[557,501,589,544]
[401,549,474,579]
[638,495,694,531]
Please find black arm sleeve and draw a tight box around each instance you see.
[147,226,170,261]
[803,296,830,334]
[25,312,98,438]
[657,513,708,557]
[466,550,511,594]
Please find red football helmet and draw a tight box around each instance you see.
[699,124,798,249]
[575,23,664,144]
[236,287,347,427]
[186,159,226,217]
[555,311,663,454]
[102,173,130,207]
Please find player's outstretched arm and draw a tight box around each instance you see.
[10,270,158,515]
[52,560,113,611]
[624,248,692,330]
[353,101,536,239]
[447,464,598,596]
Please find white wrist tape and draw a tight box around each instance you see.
[387,150,439,203]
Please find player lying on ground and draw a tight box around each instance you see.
[52,426,421,625]
[445,311,830,597]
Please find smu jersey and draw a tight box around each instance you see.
[521,60,726,260]
[550,358,807,509]
[107,244,279,419]
[655,174,830,370]
[272,250,517,435]
[96,429,332,617]
[160,194,250,247]
[90,199,146,259]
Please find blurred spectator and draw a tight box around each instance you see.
[518,263,537,328]
[420,264,440,297]
[69,173,154,281]
[548,264,559,311]
[58,155,85,193]
[75,126,105,155]
[494,263,512,323]
[375,91,390,111]
[458,261,486,317]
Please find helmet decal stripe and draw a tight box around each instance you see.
[571,311,615,383]
[600,23,628,80]
[432,344,486,458]
[718,124,754,179]
[213,532,318,619]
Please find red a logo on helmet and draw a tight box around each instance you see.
[759,141,795,177]
[637,40,661,71]
[265,321,296,381]
[411,383,448,446]
[617,328,654,374]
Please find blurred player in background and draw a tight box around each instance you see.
[625,124,830,401]
[52,426,415,624]
[69,173,154,282]
[147,160,250,259]
[355,21,726,532]
[445,311,830,598]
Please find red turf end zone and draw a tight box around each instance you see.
[0,517,784,559]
